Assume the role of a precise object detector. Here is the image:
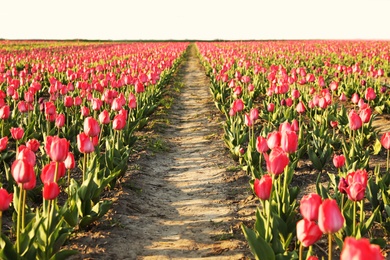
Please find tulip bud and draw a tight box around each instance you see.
[254,174,272,200]
[296,219,323,247]
[318,199,344,234]
[300,193,322,221]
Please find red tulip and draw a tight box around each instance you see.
[43,182,60,200]
[99,110,111,125]
[291,119,299,132]
[351,93,360,104]
[279,121,292,133]
[267,103,275,112]
[329,81,338,91]
[64,152,75,169]
[0,136,8,152]
[91,98,103,111]
[345,169,368,201]
[296,219,323,247]
[0,105,10,120]
[22,170,37,190]
[249,108,259,122]
[300,193,322,221]
[318,199,344,234]
[291,89,300,99]
[365,87,376,101]
[264,147,289,175]
[359,107,371,123]
[285,98,293,107]
[84,117,100,137]
[74,97,82,106]
[333,154,345,169]
[44,101,56,115]
[26,138,40,152]
[55,113,65,128]
[0,188,13,212]
[266,131,281,149]
[348,110,362,130]
[17,147,36,166]
[296,101,306,114]
[40,162,66,184]
[113,114,126,130]
[81,106,90,117]
[330,121,338,128]
[134,80,145,93]
[381,132,390,149]
[128,93,137,109]
[231,99,244,113]
[46,136,69,162]
[63,96,74,107]
[254,174,272,200]
[280,130,298,153]
[256,136,269,153]
[77,132,95,153]
[307,256,319,260]
[340,237,383,260]
[10,127,24,140]
[11,159,34,184]
[339,93,347,101]
[17,101,28,113]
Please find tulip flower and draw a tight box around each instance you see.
[339,93,347,102]
[348,110,362,131]
[351,93,360,104]
[113,114,126,130]
[91,98,103,111]
[333,154,345,170]
[40,162,66,184]
[44,101,56,115]
[318,199,344,260]
[280,130,298,154]
[17,147,36,167]
[279,121,292,133]
[77,132,95,154]
[267,103,275,112]
[43,182,60,201]
[340,237,383,260]
[11,159,34,184]
[266,131,281,149]
[0,188,13,234]
[0,105,10,120]
[256,136,269,154]
[10,127,24,140]
[81,106,90,117]
[318,199,344,234]
[296,101,306,114]
[359,106,371,123]
[84,117,100,137]
[364,87,376,101]
[26,138,40,152]
[128,93,137,109]
[0,136,8,152]
[231,99,244,113]
[300,193,322,221]
[264,147,289,175]
[55,113,65,129]
[381,132,390,170]
[46,136,69,162]
[296,219,323,247]
[254,174,272,201]
[63,96,74,107]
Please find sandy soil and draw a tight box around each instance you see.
[65,45,257,259]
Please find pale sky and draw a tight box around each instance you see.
[1,0,389,40]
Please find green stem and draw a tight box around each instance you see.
[328,233,332,260]
[299,243,304,260]
[67,169,71,197]
[353,201,357,236]
[387,149,389,172]
[360,200,364,224]
[22,189,26,230]
[0,211,2,237]
[265,174,275,242]
[83,153,87,183]
[16,184,23,254]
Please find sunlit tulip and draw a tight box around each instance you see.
[63,96,74,107]
[267,103,275,112]
[333,154,345,169]
[0,137,8,152]
[64,152,75,169]
[77,133,95,153]
[10,127,24,140]
[340,237,383,260]
[318,199,344,234]
[91,98,103,111]
[43,182,60,200]
[280,130,298,153]
[249,108,259,122]
[40,162,66,184]
[231,99,244,113]
[113,114,126,130]
[254,174,272,200]
[365,87,376,101]
[256,136,269,153]
[26,138,40,152]
[329,81,338,91]
[351,93,360,104]
[99,110,111,125]
[11,159,34,184]
[267,131,281,149]
[296,219,323,247]
[0,188,13,212]
[300,193,322,221]
[46,136,69,162]
[348,110,362,130]
[17,147,36,166]
[128,93,137,109]
[296,101,306,114]
[84,117,100,137]
[381,132,390,150]
[0,105,10,120]
[55,113,65,129]
[264,147,289,175]
[81,106,90,117]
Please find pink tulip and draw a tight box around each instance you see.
[318,199,344,234]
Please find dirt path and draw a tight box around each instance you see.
[67,44,255,259]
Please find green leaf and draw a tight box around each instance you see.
[241,224,275,260]
[372,138,382,155]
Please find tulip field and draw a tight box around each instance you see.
[197,40,390,259]
[1,39,390,259]
[0,40,188,259]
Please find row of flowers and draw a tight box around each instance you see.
[197,40,390,259]
[0,41,189,259]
